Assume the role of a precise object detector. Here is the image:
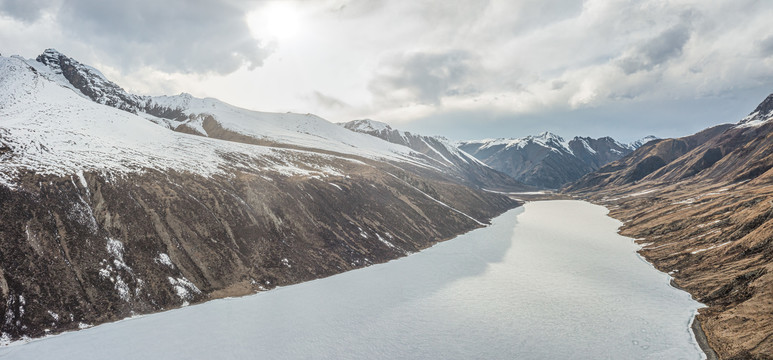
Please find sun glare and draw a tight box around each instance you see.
[247,3,301,41]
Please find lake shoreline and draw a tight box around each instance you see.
[691,316,719,360]
[668,279,717,360]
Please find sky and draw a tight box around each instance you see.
[1,0,773,142]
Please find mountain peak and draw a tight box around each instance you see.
[41,48,64,57]
[340,119,393,133]
[31,48,154,115]
[35,48,68,73]
[628,135,660,149]
[535,131,563,142]
[738,93,773,128]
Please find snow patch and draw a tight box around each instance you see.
[168,277,201,304]
[690,241,731,255]
[155,253,174,268]
[114,275,130,301]
[106,241,123,259]
[697,220,722,228]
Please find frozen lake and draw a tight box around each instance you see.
[0,201,704,359]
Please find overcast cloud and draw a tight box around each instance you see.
[1,0,773,141]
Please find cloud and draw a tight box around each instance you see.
[368,50,480,106]
[0,0,52,23]
[760,35,773,57]
[48,0,272,75]
[312,91,349,109]
[3,0,771,143]
[617,25,692,74]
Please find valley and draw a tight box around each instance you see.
[1,47,772,360]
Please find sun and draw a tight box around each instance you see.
[247,3,301,41]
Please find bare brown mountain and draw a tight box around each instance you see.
[566,94,773,360]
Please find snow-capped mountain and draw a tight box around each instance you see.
[737,93,773,128]
[340,119,530,191]
[0,51,521,343]
[457,133,634,189]
[27,49,429,166]
[628,135,660,150]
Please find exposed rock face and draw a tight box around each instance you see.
[34,48,186,121]
[565,94,773,360]
[340,119,531,192]
[0,53,521,343]
[0,166,517,342]
[458,133,636,189]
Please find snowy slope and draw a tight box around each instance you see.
[25,50,425,169]
[154,96,425,165]
[340,119,488,167]
[0,56,370,186]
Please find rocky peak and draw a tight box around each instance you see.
[35,48,66,74]
[35,49,146,113]
[750,93,773,119]
[629,135,660,149]
[536,131,563,142]
[738,93,773,127]
[33,49,187,122]
[341,119,393,133]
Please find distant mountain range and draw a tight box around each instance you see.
[339,119,529,191]
[457,133,657,189]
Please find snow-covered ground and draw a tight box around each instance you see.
[0,55,430,187]
[150,94,424,165]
